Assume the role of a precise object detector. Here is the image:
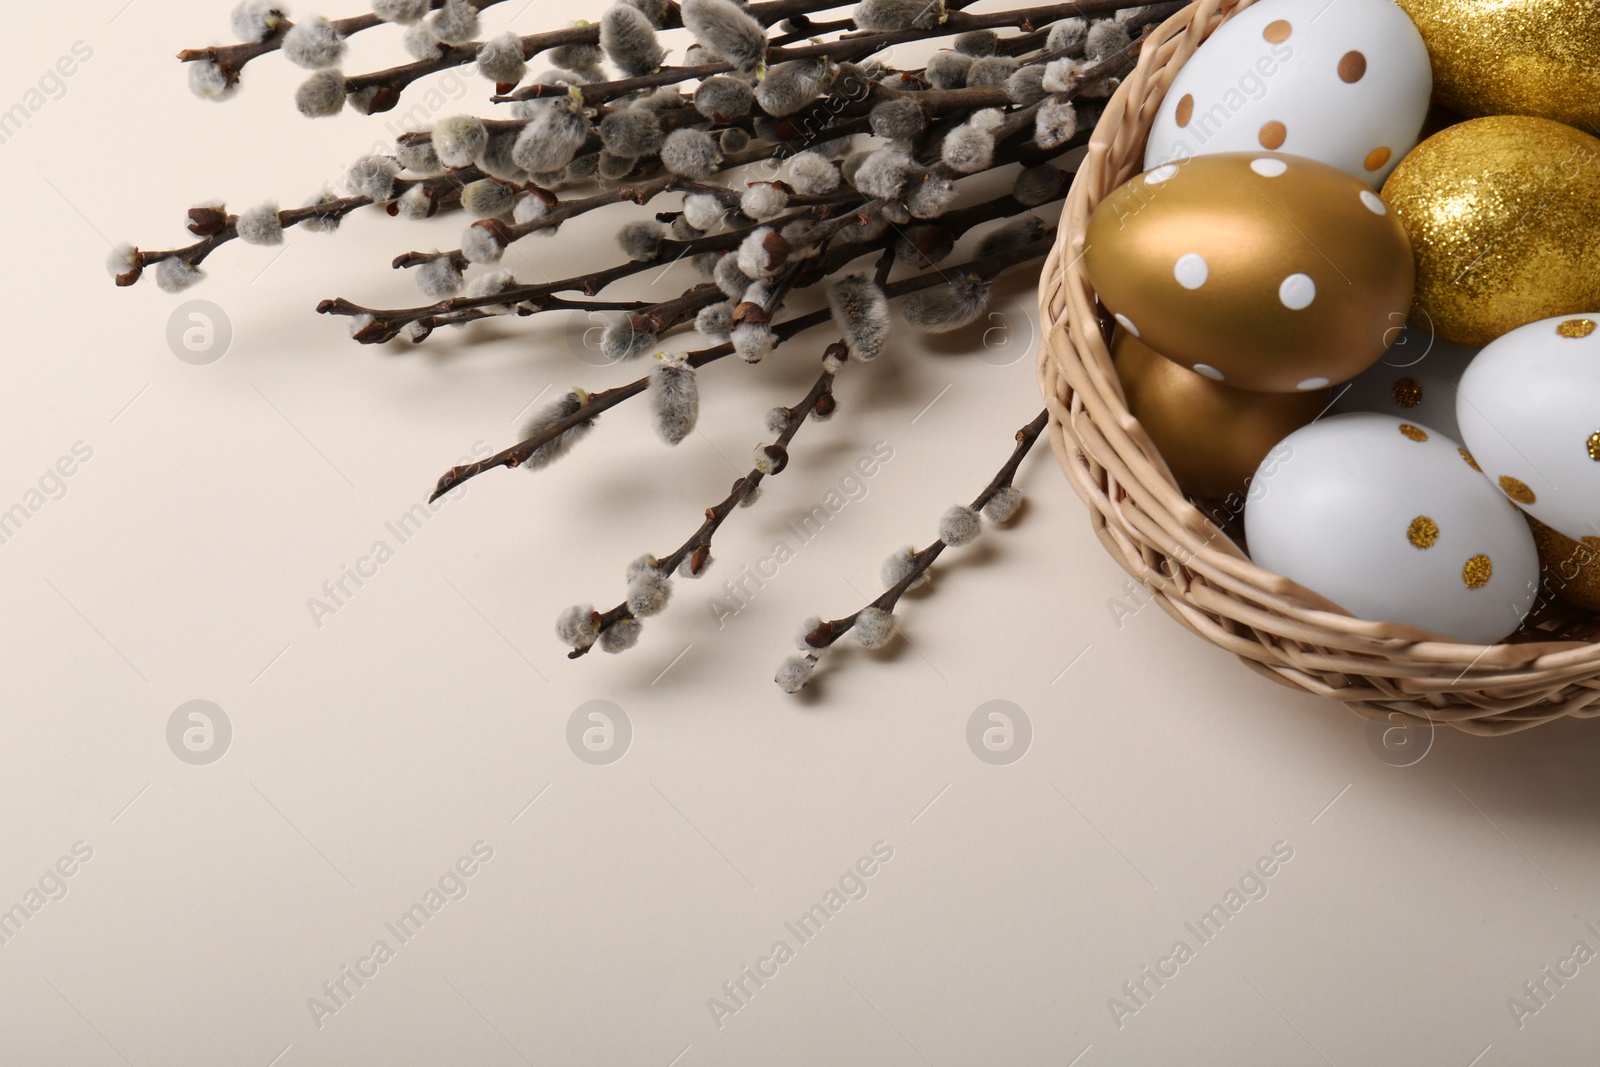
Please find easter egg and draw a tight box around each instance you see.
[1245,413,1539,643]
[1144,0,1431,186]
[1396,0,1600,131]
[1382,116,1600,346]
[1331,325,1476,442]
[1083,152,1414,393]
[1454,314,1600,543]
[1526,516,1600,613]
[1114,329,1329,501]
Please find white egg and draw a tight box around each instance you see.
[1144,0,1431,187]
[1456,314,1600,543]
[1246,413,1538,644]
[1332,326,1477,441]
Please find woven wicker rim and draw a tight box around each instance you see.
[1036,0,1600,735]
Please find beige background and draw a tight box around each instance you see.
[2,1,1598,1064]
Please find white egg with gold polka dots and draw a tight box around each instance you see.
[1144,0,1432,187]
[1246,413,1539,644]
[1332,326,1478,442]
[1456,314,1600,544]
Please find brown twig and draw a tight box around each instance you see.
[570,350,842,658]
[801,408,1048,651]
[127,166,487,274]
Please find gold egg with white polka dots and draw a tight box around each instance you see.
[1082,152,1415,394]
[1145,0,1434,186]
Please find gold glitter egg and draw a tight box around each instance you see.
[1396,0,1600,130]
[1085,153,1414,393]
[1113,329,1329,502]
[1527,515,1600,612]
[1382,116,1600,346]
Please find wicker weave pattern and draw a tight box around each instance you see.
[1036,0,1600,734]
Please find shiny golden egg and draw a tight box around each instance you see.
[1114,329,1331,502]
[1084,152,1414,393]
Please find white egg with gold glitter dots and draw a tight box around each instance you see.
[1333,325,1478,442]
[1456,314,1600,543]
[1246,413,1539,644]
[1144,0,1432,186]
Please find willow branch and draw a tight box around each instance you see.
[126,166,486,275]
[570,352,842,657]
[428,231,1053,501]
[803,408,1048,650]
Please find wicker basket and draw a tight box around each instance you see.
[1036,0,1600,734]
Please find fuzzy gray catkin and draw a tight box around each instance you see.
[853,0,945,31]
[851,146,916,199]
[774,654,816,693]
[600,108,664,158]
[283,16,346,69]
[977,215,1046,258]
[925,50,972,90]
[512,104,588,173]
[430,0,480,43]
[601,4,664,77]
[617,220,665,261]
[900,275,992,333]
[434,115,487,168]
[938,505,981,546]
[869,98,925,142]
[557,604,601,650]
[600,315,658,360]
[753,60,830,116]
[828,275,890,361]
[236,203,283,245]
[984,486,1024,523]
[296,70,347,116]
[786,151,839,195]
[476,33,528,85]
[660,128,720,179]
[599,618,643,653]
[520,390,598,469]
[682,0,768,70]
[853,607,895,649]
[694,76,753,120]
[233,0,286,40]
[648,357,699,445]
[696,302,734,342]
[417,257,463,297]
